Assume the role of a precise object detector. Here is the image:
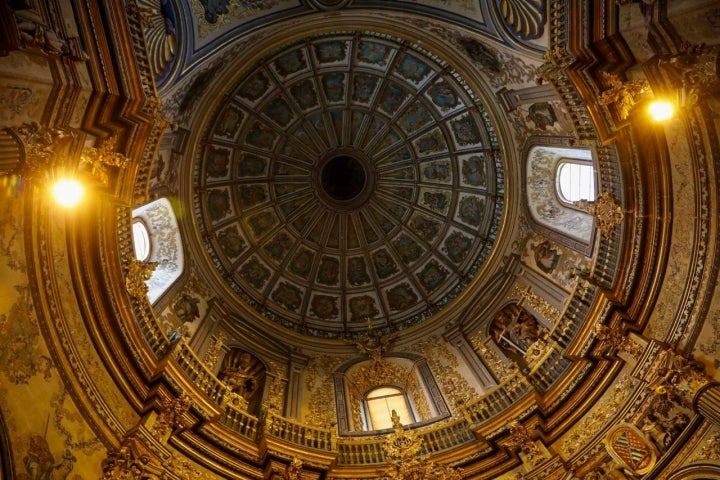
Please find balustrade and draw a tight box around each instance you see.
[264,412,334,451]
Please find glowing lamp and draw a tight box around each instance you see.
[648,100,675,121]
[52,178,84,207]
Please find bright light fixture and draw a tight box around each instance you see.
[648,100,675,121]
[52,178,84,207]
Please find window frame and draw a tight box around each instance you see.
[554,158,597,207]
[132,218,152,262]
[362,385,415,431]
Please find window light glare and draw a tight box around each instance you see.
[52,178,84,207]
[648,100,675,121]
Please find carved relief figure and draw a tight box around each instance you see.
[219,349,266,413]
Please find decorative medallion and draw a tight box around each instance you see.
[604,423,658,475]
[195,32,504,337]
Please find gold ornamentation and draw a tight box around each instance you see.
[523,338,553,367]
[126,258,158,299]
[594,323,643,359]
[304,355,344,429]
[693,432,720,462]
[646,347,711,408]
[163,454,213,480]
[352,318,393,363]
[560,375,637,456]
[80,135,130,185]
[506,421,547,468]
[284,457,303,480]
[512,285,561,324]
[575,191,624,239]
[381,411,462,480]
[598,71,650,120]
[346,358,432,426]
[264,360,287,414]
[222,390,249,411]
[152,393,192,437]
[658,43,720,107]
[5,122,73,182]
[101,437,162,479]
[471,338,517,382]
[203,332,226,369]
[417,337,477,413]
[535,48,569,85]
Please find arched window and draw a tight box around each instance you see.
[525,145,597,253]
[333,354,450,434]
[132,198,184,304]
[364,386,414,430]
[132,219,151,261]
[556,161,596,203]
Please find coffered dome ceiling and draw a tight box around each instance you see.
[195,32,505,338]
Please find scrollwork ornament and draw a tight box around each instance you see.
[575,191,624,238]
[126,258,158,300]
[101,438,162,480]
[692,432,720,462]
[598,71,650,120]
[594,323,643,359]
[351,317,393,362]
[512,285,561,324]
[152,392,192,437]
[5,122,73,182]
[506,421,547,468]
[658,42,720,107]
[80,135,130,185]
[381,411,462,480]
[203,332,226,369]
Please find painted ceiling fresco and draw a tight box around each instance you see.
[195,32,505,338]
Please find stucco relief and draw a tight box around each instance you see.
[643,122,696,342]
[558,374,638,458]
[304,355,347,429]
[413,336,478,414]
[0,199,113,479]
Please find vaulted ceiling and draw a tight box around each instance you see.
[1,1,720,479]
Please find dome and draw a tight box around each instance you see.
[3,1,720,479]
[195,31,505,338]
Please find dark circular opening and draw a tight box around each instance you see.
[321,155,366,201]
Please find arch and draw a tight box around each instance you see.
[667,464,720,480]
[487,303,547,371]
[219,348,267,415]
[131,197,184,303]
